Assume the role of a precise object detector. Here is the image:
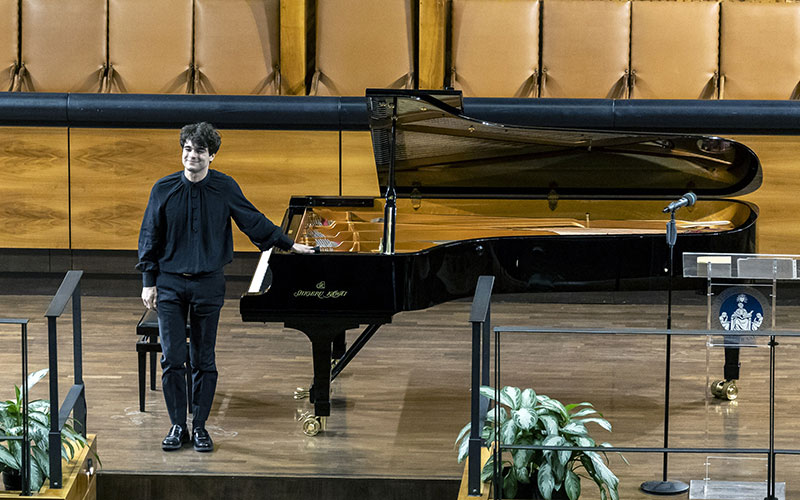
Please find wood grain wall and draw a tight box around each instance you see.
[0,127,797,254]
[0,127,69,249]
[729,135,800,254]
[68,128,341,251]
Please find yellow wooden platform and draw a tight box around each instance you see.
[0,435,97,500]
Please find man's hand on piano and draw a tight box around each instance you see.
[142,286,157,310]
[291,243,318,254]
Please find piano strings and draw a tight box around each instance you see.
[299,207,737,253]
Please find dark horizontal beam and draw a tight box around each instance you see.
[1,93,800,134]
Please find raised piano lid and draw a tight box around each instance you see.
[366,89,762,199]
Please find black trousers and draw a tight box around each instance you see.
[156,270,225,427]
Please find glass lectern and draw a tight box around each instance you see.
[683,252,799,500]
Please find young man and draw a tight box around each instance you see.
[137,122,314,452]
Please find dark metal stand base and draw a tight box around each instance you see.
[641,480,690,495]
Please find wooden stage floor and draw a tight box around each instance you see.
[2,289,800,499]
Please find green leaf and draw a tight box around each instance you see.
[536,396,568,422]
[28,400,50,412]
[500,418,518,444]
[561,422,588,436]
[486,406,507,425]
[503,467,518,499]
[577,417,612,432]
[456,430,470,463]
[539,414,559,436]
[515,465,530,484]
[512,407,537,431]
[537,462,555,499]
[455,422,471,447]
[26,369,48,393]
[551,456,567,484]
[62,438,76,461]
[481,425,495,444]
[512,446,533,472]
[520,388,537,409]
[573,435,595,448]
[480,385,499,403]
[501,386,522,410]
[564,402,593,411]
[542,434,565,448]
[587,452,619,489]
[32,446,49,481]
[480,455,495,482]
[565,469,581,500]
[29,453,45,493]
[570,407,599,418]
[0,445,20,470]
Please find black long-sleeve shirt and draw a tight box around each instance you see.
[136,170,293,287]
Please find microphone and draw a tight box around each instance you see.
[663,192,697,213]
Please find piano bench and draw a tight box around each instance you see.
[136,308,192,413]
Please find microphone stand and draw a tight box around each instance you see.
[640,208,689,495]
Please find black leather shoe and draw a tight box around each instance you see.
[192,427,214,452]
[162,424,189,451]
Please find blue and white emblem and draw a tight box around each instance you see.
[712,286,770,346]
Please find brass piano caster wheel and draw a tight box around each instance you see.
[711,379,738,401]
[301,415,327,436]
[294,387,310,400]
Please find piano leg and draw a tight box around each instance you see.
[286,319,368,436]
[308,337,332,416]
[283,318,391,435]
[332,332,346,360]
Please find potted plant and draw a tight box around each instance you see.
[456,386,624,500]
[0,369,90,492]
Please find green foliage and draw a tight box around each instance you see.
[0,369,89,492]
[456,385,622,500]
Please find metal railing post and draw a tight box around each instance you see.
[467,275,495,496]
[46,315,61,488]
[43,270,85,488]
[0,318,31,496]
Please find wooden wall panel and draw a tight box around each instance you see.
[107,0,193,93]
[341,131,380,197]
[0,127,69,248]
[451,0,540,97]
[0,0,18,92]
[212,129,340,249]
[720,3,800,100]
[279,0,309,95]
[541,0,631,99]
[728,135,800,255]
[630,2,719,99]
[419,0,447,91]
[70,128,176,251]
[69,128,339,251]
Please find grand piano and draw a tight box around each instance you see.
[240,89,761,435]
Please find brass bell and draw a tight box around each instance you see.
[710,379,738,401]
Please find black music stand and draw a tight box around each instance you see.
[641,207,689,495]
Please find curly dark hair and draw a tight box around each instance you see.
[179,122,221,155]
